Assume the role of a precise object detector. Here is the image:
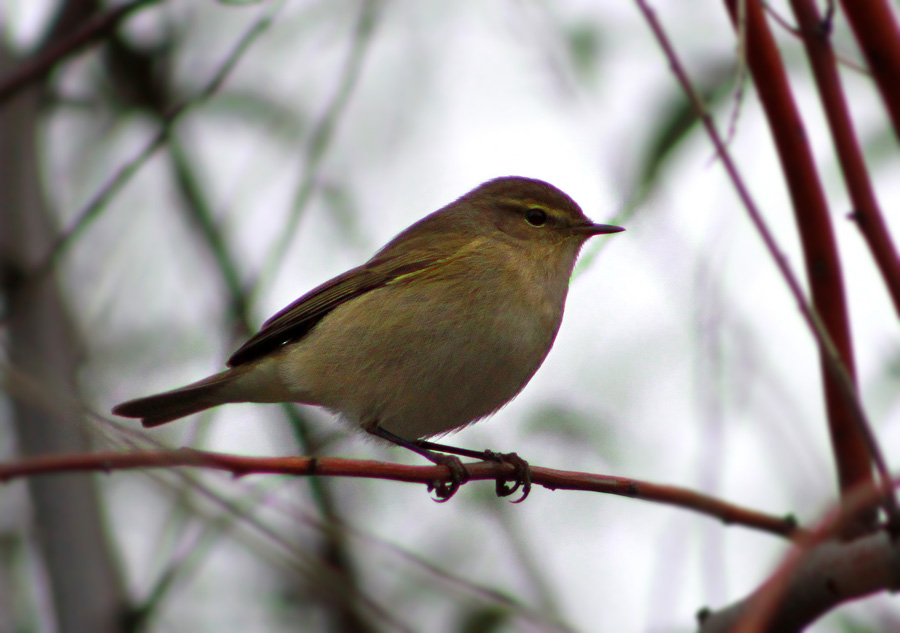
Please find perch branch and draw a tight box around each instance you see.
[0,448,803,540]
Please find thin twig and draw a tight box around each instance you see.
[95,418,404,631]
[701,477,900,633]
[254,0,378,300]
[786,0,900,320]
[0,0,161,107]
[634,0,895,528]
[784,0,900,525]
[108,420,576,632]
[165,131,371,631]
[764,2,870,74]
[0,448,804,539]
[726,0,896,526]
[29,0,285,280]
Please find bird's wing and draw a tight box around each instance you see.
[227,252,441,367]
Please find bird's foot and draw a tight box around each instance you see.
[482,451,532,502]
[425,453,470,502]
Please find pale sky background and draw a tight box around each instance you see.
[3,1,900,631]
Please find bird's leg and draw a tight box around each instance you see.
[369,427,470,502]
[414,440,532,502]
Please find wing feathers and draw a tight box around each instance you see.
[227,255,441,367]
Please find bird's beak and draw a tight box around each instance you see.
[573,223,625,236]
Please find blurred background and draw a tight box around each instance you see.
[1,1,899,631]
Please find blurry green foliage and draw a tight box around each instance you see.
[636,61,737,199]
[456,604,513,633]
[565,22,604,82]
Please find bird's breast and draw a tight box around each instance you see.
[278,244,575,439]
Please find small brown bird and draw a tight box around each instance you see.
[114,176,623,498]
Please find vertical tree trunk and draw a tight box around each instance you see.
[0,40,128,632]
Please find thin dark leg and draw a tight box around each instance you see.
[369,427,469,501]
[414,440,496,460]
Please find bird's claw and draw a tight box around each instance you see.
[427,454,470,502]
[484,451,532,502]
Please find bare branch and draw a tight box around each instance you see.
[0,448,803,539]
[28,0,284,280]
[785,0,900,319]
[634,0,893,531]
[701,530,900,633]
[255,0,379,296]
[0,0,160,107]
[701,479,900,633]
[839,0,900,141]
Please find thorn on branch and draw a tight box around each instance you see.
[696,607,712,624]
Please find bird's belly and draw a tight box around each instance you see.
[280,282,561,440]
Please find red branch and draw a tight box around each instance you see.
[703,529,900,632]
[839,0,900,142]
[702,478,900,633]
[635,0,893,529]
[0,449,802,539]
[787,0,900,319]
[721,0,873,506]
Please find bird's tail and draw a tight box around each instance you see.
[112,369,241,428]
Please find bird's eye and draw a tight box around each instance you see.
[524,208,548,227]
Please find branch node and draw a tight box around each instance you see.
[696,607,712,624]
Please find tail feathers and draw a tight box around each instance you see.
[112,370,239,428]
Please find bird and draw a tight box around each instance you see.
[113,176,623,499]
